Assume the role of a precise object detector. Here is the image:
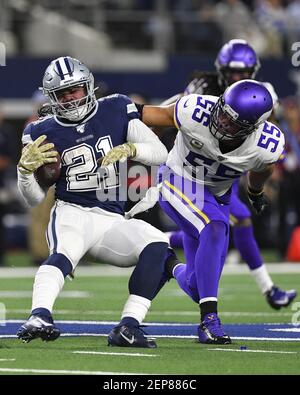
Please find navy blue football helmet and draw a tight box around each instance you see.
[209,80,273,141]
[215,39,261,88]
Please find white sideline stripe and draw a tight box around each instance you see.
[0,266,134,278]
[232,336,300,342]
[208,348,297,354]
[73,351,157,357]
[153,335,300,342]
[4,319,195,326]
[2,319,292,326]
[268,328,300,332]
[0,368,144,375]
[0,291,90,298]
[0,359,15,362]
[1,263,300,278]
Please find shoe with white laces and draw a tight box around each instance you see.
[108,324,157,348]
[16,315,60,343]
[198,313,231,345]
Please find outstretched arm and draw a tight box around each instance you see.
[247,164,274,214]
[141,104,175,127]
[248,164,274,192]
[100,118,168,167]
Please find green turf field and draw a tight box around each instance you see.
[0,257,300,375]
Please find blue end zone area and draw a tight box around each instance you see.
[1,320,300,341]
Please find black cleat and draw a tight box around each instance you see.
[16,315,60,343]
[108,324,157,348]
[197,313,231,345]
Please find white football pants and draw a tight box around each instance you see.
[46,200,169,269]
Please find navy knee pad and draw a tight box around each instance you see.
[42,253,73,278]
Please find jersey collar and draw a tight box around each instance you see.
[54,100,99,127]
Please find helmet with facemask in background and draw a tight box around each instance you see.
[215,39,261,89]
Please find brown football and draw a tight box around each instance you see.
[34,140,61,188]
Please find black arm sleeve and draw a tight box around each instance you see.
[134,103,145,120]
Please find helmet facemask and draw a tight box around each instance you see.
[42,56,98,122]
[45,80,97,122]
[215,40,261,89]
[209,97,257,141]
[219,66,257,88]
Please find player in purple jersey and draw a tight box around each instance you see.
[16,56,178,348]
[128,80,292,344]
[165,39,297,310]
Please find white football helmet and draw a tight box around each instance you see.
[42,56,97,122]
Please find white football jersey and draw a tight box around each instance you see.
[167,94,285,197]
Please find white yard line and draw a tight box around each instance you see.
[73,351,157,357]
[208,348,297,354]
[0,291,90,298]
[6,309,293,317]
[0,266,133,278]
[1,264,300,278]
[0,368,143,375]
[0,359,15,362]
[1,333,300,341]
[2,319,293,325]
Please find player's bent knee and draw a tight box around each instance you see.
[204,220,228,242]
[42,253,73,277]
[127,219,169,256]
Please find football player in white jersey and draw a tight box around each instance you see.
[16,56,179,348]
[161,39,296,311]
[123,79,286,344]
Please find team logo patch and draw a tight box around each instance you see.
[76,124,85,134]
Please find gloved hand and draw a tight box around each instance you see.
[18,135,58,175]
[100,143,136,167]
[247,187,268,214]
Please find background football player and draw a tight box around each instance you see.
[16,56,178,349]
[158,39,297,310]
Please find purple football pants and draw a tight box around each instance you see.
[158,165,230,303]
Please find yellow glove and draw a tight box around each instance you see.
[18,135,58,175]
[100,142,137,167]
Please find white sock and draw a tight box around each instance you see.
[121,294,151,324]
[250,265,273,294]
[31,265,65,313]
[172,263,185,278]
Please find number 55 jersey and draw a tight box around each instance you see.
[168,94,285,197]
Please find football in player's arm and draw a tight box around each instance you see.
[16,56,180,349]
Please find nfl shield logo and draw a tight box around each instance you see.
[76,124,85,134]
